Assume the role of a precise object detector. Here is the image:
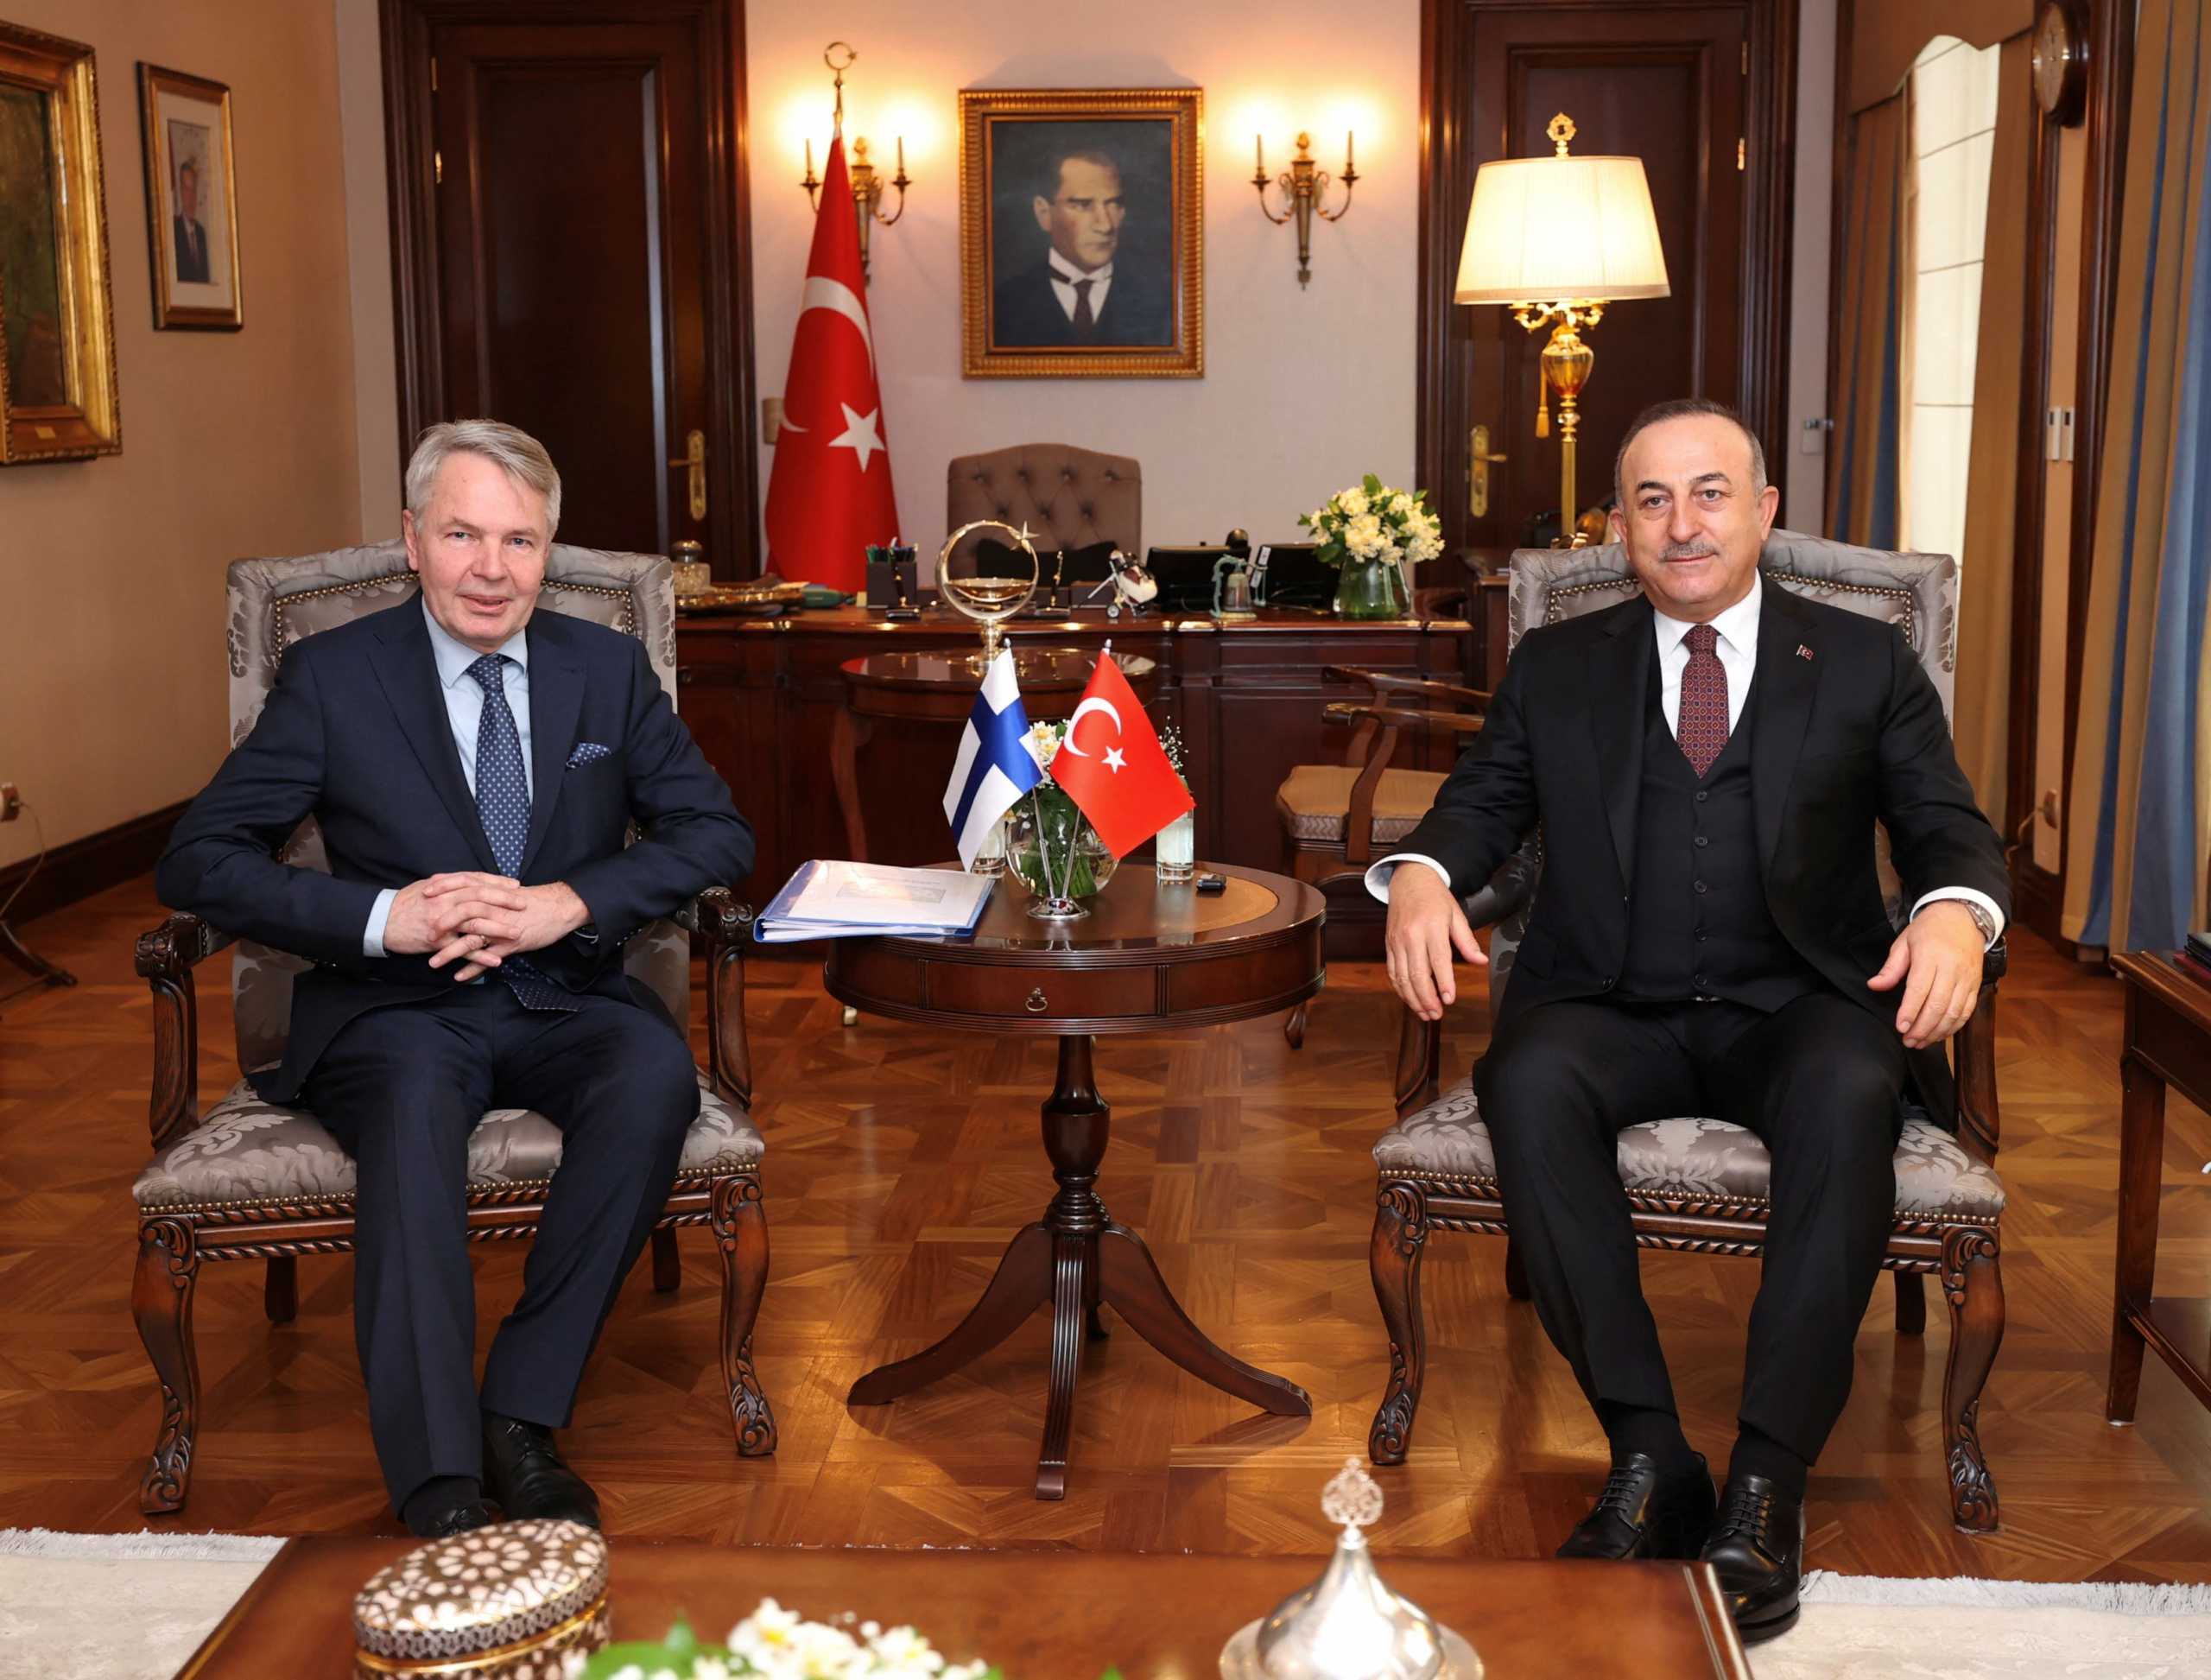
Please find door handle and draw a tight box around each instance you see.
[1468,424,1508,518]
[668,428,706,522]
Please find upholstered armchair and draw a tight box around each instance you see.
[1365,531,2009,1535]
[946,442,1141,556]
[130,541,775,1515]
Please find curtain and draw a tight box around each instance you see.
[1828,98,1909,548]
[2062,0,2211,950]
[1951,35,2036,835]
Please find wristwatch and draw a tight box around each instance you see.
[1953,901,1999,946]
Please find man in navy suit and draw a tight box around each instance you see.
[158,421,752,1537]
[991,146,1172,348]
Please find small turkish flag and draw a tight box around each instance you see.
[763,134,897,593]
[1050,653,1194,859]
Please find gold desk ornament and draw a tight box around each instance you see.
[938,518,1040,670]
[1220,1459,1481,1680]
[352,1518,610,1679]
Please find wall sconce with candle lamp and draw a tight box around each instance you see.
[798,41,909,283]
[1252,130,1357,288]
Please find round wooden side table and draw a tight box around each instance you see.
[830,646,1160,865]
[827,861,1325,1499]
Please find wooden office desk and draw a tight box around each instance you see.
[2106,952,2211,1422]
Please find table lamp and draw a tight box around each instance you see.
[1455,112,1669,544]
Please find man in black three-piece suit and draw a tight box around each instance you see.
[1371,400,2007,1643]
[158,421,751,1537]
[991,146,1172,348]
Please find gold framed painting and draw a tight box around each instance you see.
[138,63,241,330]
[960,87,1202,379]
[0,21,121,463]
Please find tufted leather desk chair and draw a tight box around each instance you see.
[946,442,1142,556]
[129,540,776,1514]
[1365,531,2010,1536]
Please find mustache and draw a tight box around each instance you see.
[1660,542,1720,561]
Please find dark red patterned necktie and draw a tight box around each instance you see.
[1677,622,1729,776]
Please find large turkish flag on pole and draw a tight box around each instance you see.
[763,135,897,592]
[1050,653,1194,859]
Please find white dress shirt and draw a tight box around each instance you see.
[1048,249,1113,323]
[1364,574,2005,945]
[361,602,534,956]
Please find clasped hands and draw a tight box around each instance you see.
[382,873,590,982]
[1383,865,1986,1049]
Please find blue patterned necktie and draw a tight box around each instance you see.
[466,655,573,1011]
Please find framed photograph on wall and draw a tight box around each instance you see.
[960,87,1202,379]
[138,63,241,330]
[0,21,122,462]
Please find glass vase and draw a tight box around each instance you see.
[1333,557,1404,621]
[1007,789,1118,919]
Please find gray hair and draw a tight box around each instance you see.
[404,419,562,535]
[1612,397,1768,510]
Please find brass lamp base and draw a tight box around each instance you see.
[1514,300,1607,548]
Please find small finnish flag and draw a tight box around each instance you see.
[943,648,1044,870]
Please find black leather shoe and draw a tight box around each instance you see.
[482,1413,602,1529]
[1556,1452,1715,1560]
[1701,1474,1805,1644]
[409,1497,502,1538]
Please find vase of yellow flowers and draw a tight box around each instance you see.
[1298,476,1446,621]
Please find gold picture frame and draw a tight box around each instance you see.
[0,22,121,463]
[960,87,1203,379]
[138,63,242,330]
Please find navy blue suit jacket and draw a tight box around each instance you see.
[156,596,753,1103]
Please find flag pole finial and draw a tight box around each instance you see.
[825,41,854,136]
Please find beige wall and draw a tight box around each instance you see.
[0,0,363,868]
[745,3,1421,558]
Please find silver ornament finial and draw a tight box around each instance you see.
[1321,1457,1385,1534]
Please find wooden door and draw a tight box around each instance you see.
[382,0,758,572]
[1419,0,1795,557]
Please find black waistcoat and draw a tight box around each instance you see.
[1616,659,1829,1011]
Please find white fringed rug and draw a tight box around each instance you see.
[3,1531,2209,1678]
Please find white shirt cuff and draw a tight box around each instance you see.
[1910,886,2005,948]
[1365,853,1454,903]
[364,887,398,958]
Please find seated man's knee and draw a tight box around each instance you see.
[619,1024,701,1136]
[1475,1013,1584,1123]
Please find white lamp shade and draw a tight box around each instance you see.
[1454,153,1671,304]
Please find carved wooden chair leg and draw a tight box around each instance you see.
[1283,1001,1309,1050]
[263,1257,297,1325]
[651,1225,681,1294]
[1367,1181,1431,1465]
[711,1175,776,1457]
[1939,1225,2004,1534]
[1893,1269,1926,1334]
[1502,1236,1532,1303]
[134,1218,202,1514]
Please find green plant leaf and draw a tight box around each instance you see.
[1362,472,1384,497]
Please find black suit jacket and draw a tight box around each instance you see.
[156,597,753,1102]
[991,257,1172,347]
[173,216,210,284]
[1396,580,2009,1120]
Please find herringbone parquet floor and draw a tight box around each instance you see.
[2,878,2208,1582]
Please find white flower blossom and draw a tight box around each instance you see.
[1389,491,1414,514]
[1338,486,1370,517]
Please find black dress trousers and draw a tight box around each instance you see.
[304,980,700,1512]
[1473,990,1908,1464]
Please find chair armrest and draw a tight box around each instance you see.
[1952,939,2005,1164]
[136,913,236,1154]
[1323,701,1486,735]
[1323,666,1491,711]
[681,888,755,1110]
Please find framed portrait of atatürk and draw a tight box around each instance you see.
[138,63,241,330]
[0,21,121,463]
[960,87,1202,379]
